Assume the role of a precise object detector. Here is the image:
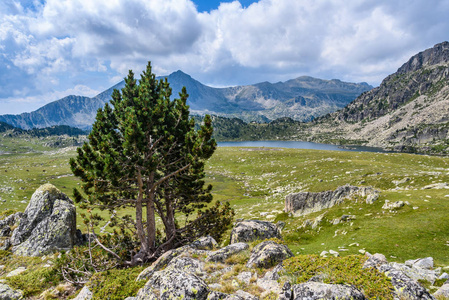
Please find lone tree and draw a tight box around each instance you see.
[70,62,234,265]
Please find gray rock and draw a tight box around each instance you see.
[6,267,26,277]
[246,241,293,269]
[439,272,449,280]
[257,264,284,293]
[11,184,78,256]
[141,268,209,300]
[166,256,205,275]
[382,200,405,210]
[389,262,438,284]
[236,272,253,285]
[434,283,449,298]
[405,257,434,270]
[285,185,379,216]
[0,239,10,251]
[379,264,435,299]
[207,291,228,300]
[73,285,93,300]
[191,236,218,250]
[230,220,281,244]
[362,253,388,269]
[0,283,23,300]
[278,281,292,300]
[234,290,258,300]
[291,282,365,299]
[124,298,137,300]
[206,243,249,263]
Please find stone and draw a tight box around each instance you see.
[389,262,438,284]
[230,220,281,244]
[382,200,405,210]
[378,264,435,299]
[329,250,339,257]
[0,283,23,300]
[206,243,249,263]
[236,272,253,285]
[362,253,388,269]
[439,272,449,280]
[320,251,328,257]
[291,282,365,299]
[285,185,379,216]
[11,184,79,256]
[6,267,26,277]
[278,281,292,300]
[434,283,449,298]
[405,257,434,269]
[246,241,293,269]
[140,268,209,300]
[207,291,228,300]
[73,286,93,300]
[190,236,218,250]
[234,290,258,300]
[257,264,284,294]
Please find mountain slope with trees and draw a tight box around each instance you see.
[302,41,449,153]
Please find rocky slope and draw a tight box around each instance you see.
[305,41,449,153]
[0,72,371,130]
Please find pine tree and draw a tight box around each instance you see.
[70,62,234,265]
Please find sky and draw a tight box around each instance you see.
[0,0,448,114]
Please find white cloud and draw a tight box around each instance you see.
[1,0,449,114]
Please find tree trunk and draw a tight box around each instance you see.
[164,192,176,250]
[146,193,156,252]
[136,170,147,253]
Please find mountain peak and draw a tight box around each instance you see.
[397,41,449,74]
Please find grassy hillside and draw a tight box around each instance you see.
[1,138,449,266]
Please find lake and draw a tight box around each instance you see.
[217,141,387,153]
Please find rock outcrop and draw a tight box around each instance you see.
[292,282,366,300]
[0,283,23,300]
[230,220,282,244]
[285,185,379,216]
[246,241,293,269]
[10,184,80,256]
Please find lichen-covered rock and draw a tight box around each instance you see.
[434,283,449,298]
[382,200,405,210]
[230,220,281,244]
[257,264,284,294]
[0,283,23,300]
[285,185,379,217]
[362,253,388,269]
[207,291,228,300]
[234,290,258,300]
[246,241,293,269]
[405,257,434,270]
[378,264,435,299]
[389,262,438,284]
[190,236,218,250]
[292,282,366,300]
[73,286,93,300]
[206,242,249,263]
[140,268,209,300]
[11,184,78,256]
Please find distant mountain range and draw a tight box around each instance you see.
[0,72,371,130]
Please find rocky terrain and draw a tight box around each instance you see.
[0,72,371,130]
[304,41,449,153]
[1,184,449,299]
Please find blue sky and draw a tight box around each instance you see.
[1,0,449,114]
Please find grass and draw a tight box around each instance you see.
[2,137,449,297]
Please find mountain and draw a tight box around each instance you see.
[304,41,449,153]
[0,72,371,130]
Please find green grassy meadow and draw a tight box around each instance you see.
[2,136,449,266]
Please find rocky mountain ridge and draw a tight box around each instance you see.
[304,41,449,153]
[0,72,371,130]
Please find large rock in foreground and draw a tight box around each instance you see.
[285,185,379,217]
[230,220,282,244]
[11,184,79,256]
[292,282,366,300]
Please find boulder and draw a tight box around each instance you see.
[291,282,366,299]
[389,262,438,284]
[285,185,379,217]
[362,253,387,269]
[73,286,93,300]
[11,184,79,256]
[405,257,434,270]
[138,268,209,300]
[230,220,281,244]
[191,236,218,250]
[382,200,405,210]
[246,241,293,269]
[206,243,249,263]
[378,264,435,299]
[278,281,292,300]
[0,283,23,300]
[434,283,449,298]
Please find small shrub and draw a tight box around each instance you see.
[283,255,394,300]
[87,267,146,300]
